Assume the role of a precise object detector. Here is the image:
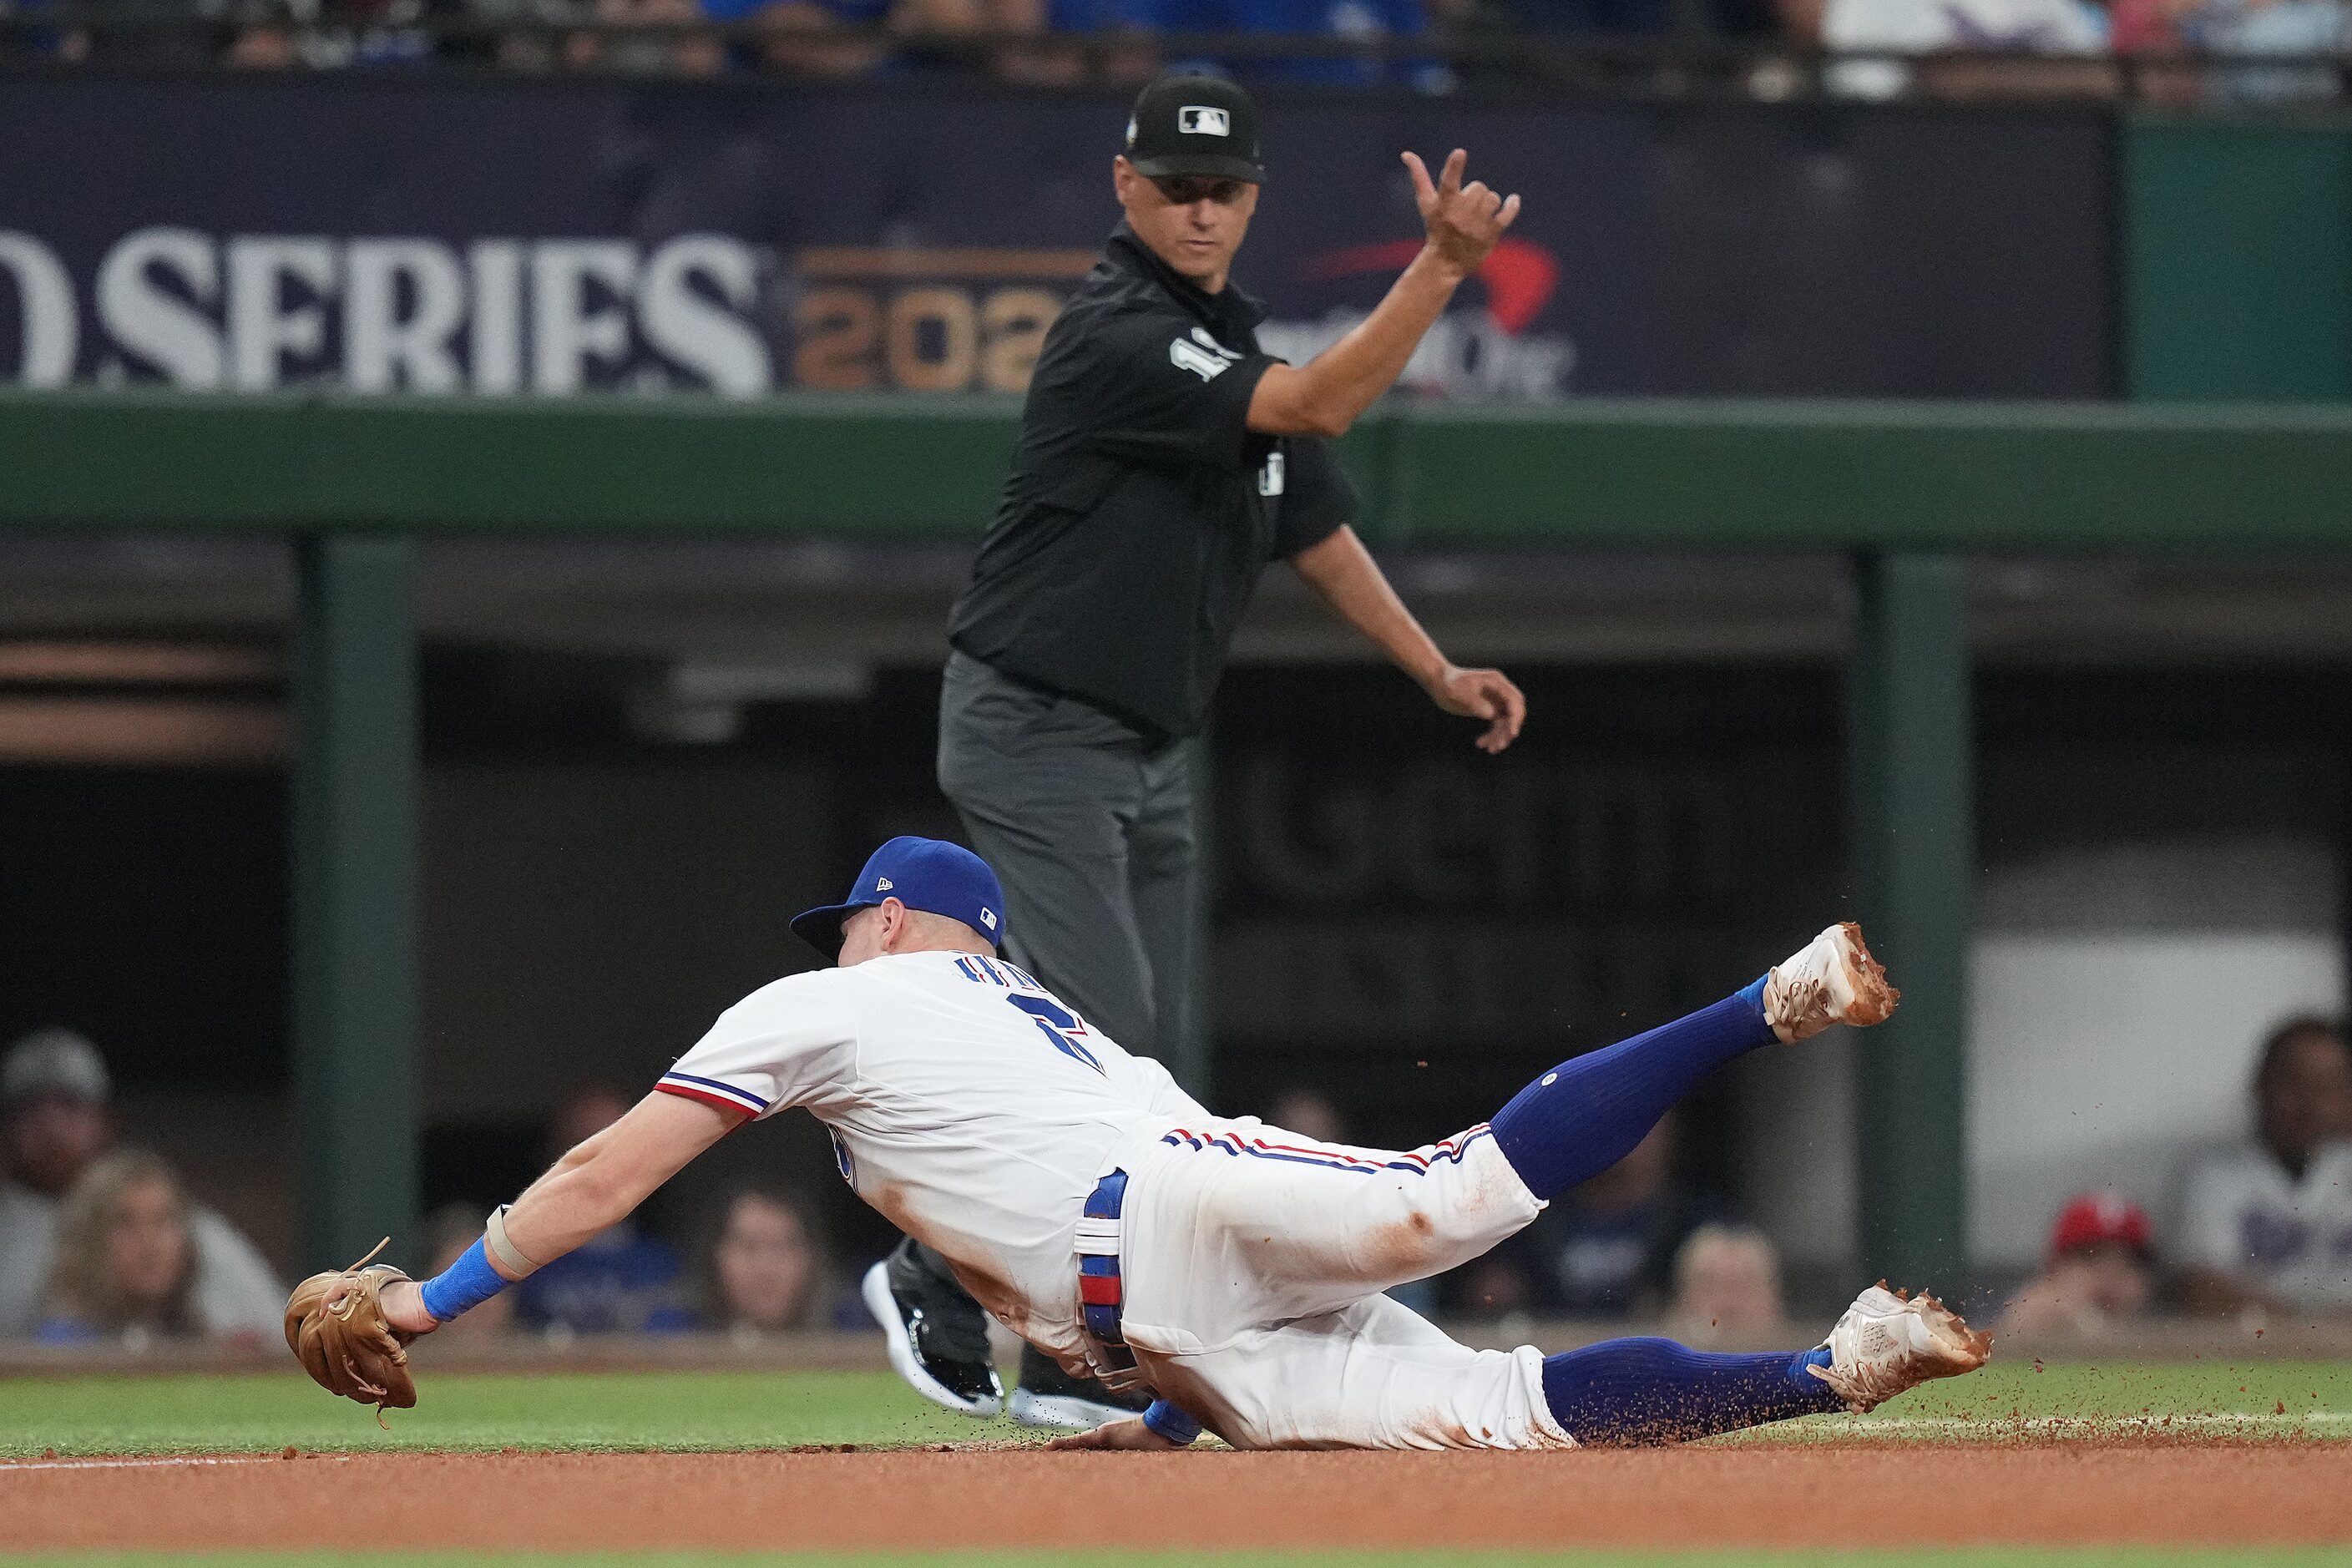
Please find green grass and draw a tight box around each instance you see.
[3,1552,2350,1567]
[1728,1355,2352,1442]
[0,1369,995,1457]
[6,1358,2352,1459]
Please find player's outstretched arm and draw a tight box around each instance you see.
[1045,1415,1181,1451]
[374,1091,745,1335]
[1247,148,1519,439]
[1291,525,1525,754]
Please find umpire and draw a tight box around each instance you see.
[866,73,1530,1430]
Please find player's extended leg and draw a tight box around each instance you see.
[1535,1337,1843,1443]
[1145,1281,1987,1451]
[1120,923,1897,1339]
[1489,923,1895,1202]
[1537,1285,1992,1446]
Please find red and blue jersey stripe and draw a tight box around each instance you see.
[655,1070,771,1117]
[1161,1123,1493,1175]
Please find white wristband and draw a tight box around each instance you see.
[484,1203,541,1277]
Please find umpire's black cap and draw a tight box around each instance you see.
[1124,74,1266,185]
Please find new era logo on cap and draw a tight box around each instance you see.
[1178,105,1231,137]
[791,836,1009,962]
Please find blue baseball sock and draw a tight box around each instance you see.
[1542,1338,1841,1445]
[1489,977,1773,1201]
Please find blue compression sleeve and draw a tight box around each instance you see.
[1141,1399,1201,1445]
[1490,977,1773,1201]
[1541,1338,1839,1445]
[417,1237,512,1323]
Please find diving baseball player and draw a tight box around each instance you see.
[289,836,1990,1449]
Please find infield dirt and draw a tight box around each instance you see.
[4,1443,2350,1551]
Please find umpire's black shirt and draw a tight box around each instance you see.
[948,221,1356,743]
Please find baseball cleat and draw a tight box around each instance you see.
[1808,1281,1993,1414]
[862,1259,1004,1417]
[1763,922,1899,1043]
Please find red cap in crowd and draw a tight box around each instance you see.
[2048,1191,2153,1259]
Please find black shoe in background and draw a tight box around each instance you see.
[862,1237,1003,1415]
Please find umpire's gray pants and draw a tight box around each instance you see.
[936,650,1198,1063]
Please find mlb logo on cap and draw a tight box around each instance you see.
[1124,74,1266,185]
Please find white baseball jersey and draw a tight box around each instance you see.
[660,945,1564,1449]
[655,949,1206,1363]
[2177,1140,2352,1313]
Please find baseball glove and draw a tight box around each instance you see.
[284,1239,420,1422]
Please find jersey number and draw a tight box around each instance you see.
[1009,994,1104,1075]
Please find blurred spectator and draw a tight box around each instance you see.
[225,23,302,63]
[463,0,589,69]
[0,1029,283,1342]
[2177,1016,2352,1321]
[985,0,1158,84]
[1822,0,2110,99]
[1451,1252,1539,1315]
[1667,1222,1783,1338]
[741,0,890,75]
[512,1086,695,1335]
[1140,0,1445,89]
[1743,0,1827,97]
[2175,0,2348,102]
[36,1150,200,1345]
[695,0,982,76]
[1999,1191,2157,1338]
[1490,0,1669,41]
[2104,0,2205,101]
[422,1203,517,1338]
[566,0,727,73]
[696,1185,834,1335]
[1268,1087,1347,1144]
[1533,1112,1724,1316]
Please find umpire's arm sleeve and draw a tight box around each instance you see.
[1083,313,1277,473]
[1271,436,1358,559]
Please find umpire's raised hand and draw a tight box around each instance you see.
[1403,149,1522,284]
[1247,147,1523,442]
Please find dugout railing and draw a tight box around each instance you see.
[3,387,2350,1287]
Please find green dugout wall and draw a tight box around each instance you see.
[2124,116,2352,402]
[6,392,2352,1287]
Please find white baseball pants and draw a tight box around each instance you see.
[1100,1117,1574,1451]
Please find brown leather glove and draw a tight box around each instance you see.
[284,1241,420,1421]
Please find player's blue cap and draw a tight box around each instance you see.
[790,835,1007,962]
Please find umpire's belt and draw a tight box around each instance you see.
[1075,1168,1135,1372]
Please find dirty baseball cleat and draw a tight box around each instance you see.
[1808,1281,1993,1414]
[1763,922,1899,1043]
[862,1257,1004,1417]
